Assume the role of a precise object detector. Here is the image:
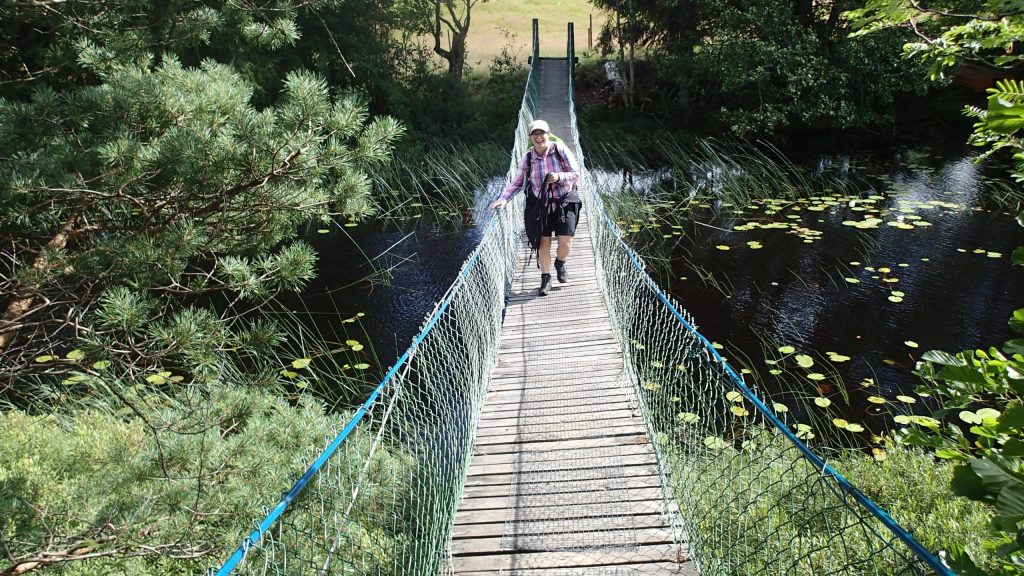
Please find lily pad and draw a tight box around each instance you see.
[795,354,814,368]
[896,395,917,404]
[814,397,832,407]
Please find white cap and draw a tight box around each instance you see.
[528,119,550,134]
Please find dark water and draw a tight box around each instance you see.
[282,180,501,395]
[609,146,1024,427]
[292,147,1021,428]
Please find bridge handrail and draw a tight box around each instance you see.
[564,31,952,576]
[210,24,543,576]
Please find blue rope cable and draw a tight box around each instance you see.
[213,215,501,576]
[583,177,954,576]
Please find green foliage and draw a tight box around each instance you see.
[586,0,932,137]
[850,0,1024,179]
[0,380,412,574]
[896,212,1024,573]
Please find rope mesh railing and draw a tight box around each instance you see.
[210,34,540,576]
[566,57,952,576]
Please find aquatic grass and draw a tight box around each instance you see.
[370,140,507,224]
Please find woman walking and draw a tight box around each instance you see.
[489,119,581,296]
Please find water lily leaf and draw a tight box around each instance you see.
[893,415,912,424]
[887,295,904,303]
[896,395,917,404]
[643,381,662,391]
[833,418,849,429]
[730,405,749,417]
[34,355,56,363]
[66,349,85,360]
[280,369,298,379]
[882,277,899,283]
[827,352,851,362]
[704,436,728,449]
[849,261,861,266]
[317,229,330,234]
[795,354,814,368]
[892,290,905,297]
[807,373,826,381]
[867,396,887,404]
[844,277,860,284]
[712,342,724,350]
[726,391,743,402]
[764,359,778,365]
[651,361,664,368]
[773,402,789,413]
[146,374,166,384]
[769,369,782,375]
[904,340,919,348]
[846,423,865,433]
[814,397,832,407]
[92,360,111,370]
[988,252,1002,258]
[778,345,796,354]
[292,358,311,369]
[344,222,358,227]
[715,245,730,251]
[354,363,371,370]
[677,412,699,423]
[878,267,891,273]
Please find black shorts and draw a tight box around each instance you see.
[524,195,581,249]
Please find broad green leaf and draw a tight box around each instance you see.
[1004,339,1024,355]
[795,354,814,368]
[726,391,743,402]
[778,345,796,354]
[146,374,166,384]
[354,363,370,370]
[846,423,865,433]
[291,358,311,369]
[921,350,965,366]
[896,395,917,404]
[807,373,826,381]
[1012,245,1024,266]
[773,402,789,413]
[34,355,56,363]
[92,360,111,370]
[1011,309,1024,334]
[66,349,85,360]
[959,411,982,425]
[814,397,831,408]
[280,369,298,378]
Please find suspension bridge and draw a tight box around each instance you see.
[212,21,954,576]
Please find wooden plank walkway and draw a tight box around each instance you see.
[450,58,696,576]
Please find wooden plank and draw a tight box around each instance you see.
[451,513,670,539]
[475,405,637,429]
[472,424,649,450]
[451,527,676,555]
[468,433,651,460]
[454,499,667,526]
[461,473,665,499]
[455,561,698,576]
[450,542,689,572]
[464,452,657,477]
[463,463,661,488]
[456,486,666,512]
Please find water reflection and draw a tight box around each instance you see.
[625,147,1024,425]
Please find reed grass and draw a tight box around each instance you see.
[370,141,507,225]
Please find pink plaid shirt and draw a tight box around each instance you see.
[498,141,580,202]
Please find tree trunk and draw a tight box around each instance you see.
[0,214,80,351]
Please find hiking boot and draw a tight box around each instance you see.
[555,259,568,283]
[538,273,552,296]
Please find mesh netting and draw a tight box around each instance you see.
[567,79,951,576]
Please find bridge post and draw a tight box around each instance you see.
[568,22,575,79]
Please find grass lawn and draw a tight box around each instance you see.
[465,0,611,67]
